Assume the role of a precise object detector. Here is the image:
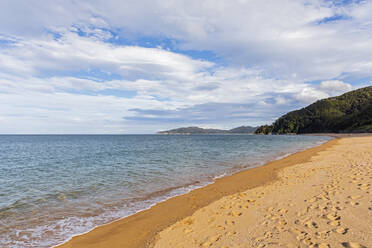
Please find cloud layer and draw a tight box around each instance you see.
[0,0,370,133]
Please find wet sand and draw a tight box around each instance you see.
[58,136,372,248]
[153,136,372,248]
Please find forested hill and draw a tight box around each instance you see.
[255,86,372,134]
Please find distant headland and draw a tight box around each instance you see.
[159,86,372,136]
[158,126,257,134]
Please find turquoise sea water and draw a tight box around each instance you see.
[0,134,332,247]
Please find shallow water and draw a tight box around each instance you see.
[0,134,331,247]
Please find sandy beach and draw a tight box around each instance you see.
[58,136,372,248]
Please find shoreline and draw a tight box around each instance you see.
[57,136,338,248]
[152,135,372,247]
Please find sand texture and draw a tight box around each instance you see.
[152,137,372,248]
[59,136,337,248]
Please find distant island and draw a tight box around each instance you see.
[256,86,372,134]
[158,126,257,134]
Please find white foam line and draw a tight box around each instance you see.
[52,136,333,248]
[52,181,213,248]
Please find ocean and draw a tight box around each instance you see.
[0,134,331,247]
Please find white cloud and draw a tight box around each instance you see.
[275,96,288,105]
[2,1,372,81]
[0,0,370,133]
[54,0,372,81]
[0,31,213,82]
[2,1,372,82]
[0,30,327,133]
[320,80,352,95]
[295,87,330,104]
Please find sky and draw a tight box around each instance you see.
[0,0,371,134]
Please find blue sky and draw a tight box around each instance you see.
[0,0,371,133]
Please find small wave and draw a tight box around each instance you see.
[52,180,213,248]
[0,134,333,248]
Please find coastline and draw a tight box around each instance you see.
[152,135,372,247]
[57,136,338,248]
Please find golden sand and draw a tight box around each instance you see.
[58,136,372,248]
[153,137,372,248]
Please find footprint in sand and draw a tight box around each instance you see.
[215,225,225,231]
[271,215,280,221]
[328,220,340,226]
[315,230,331,239]
[331,206,342,211]
[341,242,367,248]
[274,224,286,232]
[357,183,369,188]
[309,204,319,210]
[224,220,235,225]
[267,206,274,211]
[349,195,363,200]
[261,220,269,226]
[229,195,238,200]
[311,243,330,248]
[304,220,318,229]
[237,204,248,209]
[278,208,288,214]
[308,197,318,203]
[325,212,340,221]
[319,204,329,211]
[347,201,360,206]
[302,237,314,246]
[182,217,194,225]
[201,234,221,247]
[264,214,273,220]
[295,231,308,241]
[254,236,264,242]
[228,211,242,217]
[296,210,307,217]
[208,217,215,225]
[226,231,236,237]
[223,204,232,209]
[264,231,273,238]
[336,227,348,234]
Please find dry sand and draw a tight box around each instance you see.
[58,136,372,248]
[152,136,372,248]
